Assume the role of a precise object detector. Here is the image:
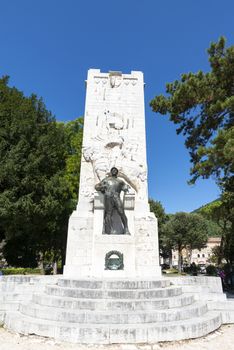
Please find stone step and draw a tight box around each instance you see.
[32,292,194,311]
[45,285,182,299]
[208,300,234,310]
[0,292,33,302]
[0,276,35,283]
[0,275,58,284]
[220,309,234,323]
[0,283,45,292]
[58,278,171,290]
[4,310,221,343]
[0,301,20,312]
[208,300,234,323]
[0,311,5,324]
[20,300,207,323]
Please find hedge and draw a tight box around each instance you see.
[0,268,42,275]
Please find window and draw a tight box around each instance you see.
[202,254,205,258]
[197,254,200,258]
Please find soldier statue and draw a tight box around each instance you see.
[95,167,130,235]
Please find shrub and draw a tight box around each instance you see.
[162,268,178,274]
[206,265,217,276]
[0,268,42,275]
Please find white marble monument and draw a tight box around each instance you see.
[3,70,232,344]
[64,69,161,278]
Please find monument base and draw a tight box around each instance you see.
[64,196,161,278]
[3,275,231,344]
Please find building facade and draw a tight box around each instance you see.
[171,237,221,267]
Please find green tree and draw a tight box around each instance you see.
[150,37,234,263]
[150,37,233,187]
[162,212,209,272]
[149,199,167,229]
[149,199,171,265]
[51,118,83,271]
[197,199,233,264]
[62,118,83,206]
[0,76,82,269]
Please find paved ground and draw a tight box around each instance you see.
[1,324,234,350]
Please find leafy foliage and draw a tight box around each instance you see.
[196,199,233,263]
[0,267,42,275]
[161,212,209,272]
[150,37,233,187]
[150,37,234,264]
[149,199,168,229]
[149,199,171,261]
[0,76,83,268]
[206,264,217,276]
[62,118,83,205]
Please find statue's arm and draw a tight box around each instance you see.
[95,182,102,191]
[122,182,130,193]
[95,179,106,193]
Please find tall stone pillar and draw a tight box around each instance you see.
[64,69,161,278]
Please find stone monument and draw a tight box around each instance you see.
[64,69,161,278]
[2,70,231,344]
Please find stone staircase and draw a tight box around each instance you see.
[4,277,222,343]
[0,275,58,324]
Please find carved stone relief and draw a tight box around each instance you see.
[109,75,122,88]
[79,174,95,201]
[93,73,138,105]
[83,101,147,200]
[83,146,109,182]
[83,132,147,201]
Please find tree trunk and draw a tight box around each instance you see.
[53,261,58,275]
[169,250,173,268]
[188,248,192,265]
[218,219,227,265]
[228,221,234,264]
[178,247,182,273]
[38,252,44,273]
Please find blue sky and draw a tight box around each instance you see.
[0,0,233,213]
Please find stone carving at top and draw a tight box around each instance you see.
[94,76,108,85]
[93,72,138,103]
[93,72,123,103]
[109,72,122,88]
[123,78,138,86]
